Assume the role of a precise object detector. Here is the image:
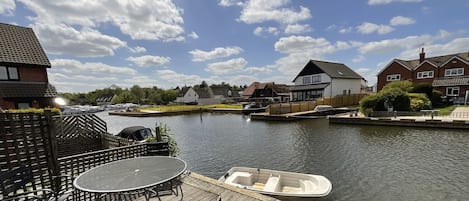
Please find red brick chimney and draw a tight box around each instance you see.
[419,48,425,63]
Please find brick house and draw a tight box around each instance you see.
[0,23,57,110]
[377,49,469,103]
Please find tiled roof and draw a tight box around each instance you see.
[0,82,57,97]
[194,88,212,98]
[293,60,363,82]
[0,23,51,67]
[432,77,469,87]
[398,52,469,70]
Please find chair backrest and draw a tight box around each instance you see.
[0,166,33,197]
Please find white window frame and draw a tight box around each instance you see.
[311,75,321,83]
[302,76,311,84]
[417,71,434,79]
[445,68,464,77]
[446,87,460,96]
[386,74,401,81]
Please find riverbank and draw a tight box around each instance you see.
[109,107,242,117]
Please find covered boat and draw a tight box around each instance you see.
[218,167,332,198]
[116,126,153,142]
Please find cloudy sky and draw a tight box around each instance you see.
[1,0,468,93]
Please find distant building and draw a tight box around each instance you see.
[377,49,469,103]
[175,86,240,105]
[96,94,116,106]
[0,23,57,109]
[290,60,366,102]
[242,82,290,103]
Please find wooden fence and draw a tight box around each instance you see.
[0,111,169,200]
[269,94,366,114]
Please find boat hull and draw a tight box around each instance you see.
[218,167,332,198]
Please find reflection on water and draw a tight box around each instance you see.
[96,112,469,201]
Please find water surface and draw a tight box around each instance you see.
[96,112,469,201]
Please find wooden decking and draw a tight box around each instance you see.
[137,172,279,201]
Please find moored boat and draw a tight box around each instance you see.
[218,167,332,198]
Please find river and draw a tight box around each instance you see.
[96,112,469,201]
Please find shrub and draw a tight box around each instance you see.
[382,80,413,92]
[380,87,411,111]
[408,93,431,111]
[411,83,433,99]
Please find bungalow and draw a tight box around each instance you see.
[377,49,469,103]
[175,86,240,105]
[290,60,366,102]
[175,86,198,104]
[0,23,57,109]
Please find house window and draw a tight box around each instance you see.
[446,87,459,96]
[417,71,434,79]
[445,68,464,77]
[0,66,19,80]
[302,76,311,84]
[386,74,400,81]
[311,75,321,83]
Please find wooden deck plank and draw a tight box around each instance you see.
[137,172,279,201]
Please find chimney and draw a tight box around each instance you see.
[419,48,425,63]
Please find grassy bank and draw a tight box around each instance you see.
[435,105,469,115]
[140,104,242,112]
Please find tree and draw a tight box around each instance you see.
[130,85,144,104]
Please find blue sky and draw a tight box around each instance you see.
[1,0,468,93]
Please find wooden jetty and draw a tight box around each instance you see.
[137,172,279,201]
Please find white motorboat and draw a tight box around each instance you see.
[218,167,332,198]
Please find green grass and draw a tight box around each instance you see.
[140,104,242,112]
[435,105,461,115]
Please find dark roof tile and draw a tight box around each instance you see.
[0,23,51,67]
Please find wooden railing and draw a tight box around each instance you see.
[269,94,366,114]
[1,111,170,200]
[53,114,108,158]
[57,142,169,200]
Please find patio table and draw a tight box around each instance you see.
[73,156,187,200]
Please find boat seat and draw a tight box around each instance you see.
[264,175,280,192]
[225,172,253,186]
[300,180,315,192]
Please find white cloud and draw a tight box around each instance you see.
[238,0,311,24]
[253,26,280,36]
[130,46,147,53]
[339,27,353,34]
[18,0,185,41]
[205,57,248,75]
[218,0,243,7]
[190,46,243,62]
[33,22,126,57]
[188,31,199,39]
[245,66,274,74]
[284,24,312,34]
[352,55,366,63]
[51,59,137,75]
[390,16,416,26]
[127,55,171,67]
[157,69,203,87]
[368,0,423,5]
[356,22,394,34]
[273,36,358,75]
[358,34,432,54]
[0,0,15,15]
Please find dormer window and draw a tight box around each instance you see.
[417,71,434,79]
[0,66,19,80]
[445,68,464,76]
[386,74,400,81]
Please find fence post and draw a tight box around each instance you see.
[45,110,61,193]
[155,126,162,142]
